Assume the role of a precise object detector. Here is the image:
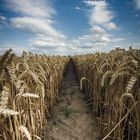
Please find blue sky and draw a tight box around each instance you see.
[0,0,140,55]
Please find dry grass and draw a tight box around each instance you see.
[73,48,140,140]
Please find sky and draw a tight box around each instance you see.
[0,0,140,55]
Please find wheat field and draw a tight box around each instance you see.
[0,48,139,140]
[0,49,68,140]
[73,48,140,140]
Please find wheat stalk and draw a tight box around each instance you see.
[18,125,31,140]
[16,93,39,98]
[0,86,10,109]
[0,108,19,115]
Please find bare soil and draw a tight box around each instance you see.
[43,60,100,140]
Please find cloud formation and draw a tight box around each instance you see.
[6,0,56,18]
[104,22,118,30]
[91,25,105,34]
[69,1,114,49]
[0,16,7,23]
[0,16,7,27]
[85,0,117,30]
[89,1,114,25]
[11,17,61,37]
[6,0,67,51]
[1,0,131,55]
[29,34,67,48]
[66,0,124,54]
[71,0,119,49]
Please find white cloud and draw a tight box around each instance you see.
[135,0,140,9]
[112,37,125,42]
[70,32,110,50]
[30,36,67,48]
[2,0,125,55]
[55,0,122,54]
[6,0,56,18]
[8,0,65,38]
[11,17,62,37]
[99,36,110,42]
[78,34,93,41]
[0,16,7,25]
[73,0,121,52]
[94,42,108,46]
[69,46,78,50]
[0,16,7,22]
[91,25,106,34]
[6,0,67,52]
[31,40,66,48]
[85,0,107,7]
[104,22,118,30]
[75,7,81,10]
[89,1,114,25]
[85,0,117,31]
[0,43,29,55]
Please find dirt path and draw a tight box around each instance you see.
[44,60,99,140]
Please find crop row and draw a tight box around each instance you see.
[73,48,140,140]
[0,49,68,140]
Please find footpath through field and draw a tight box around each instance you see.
[44,60,99,140]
